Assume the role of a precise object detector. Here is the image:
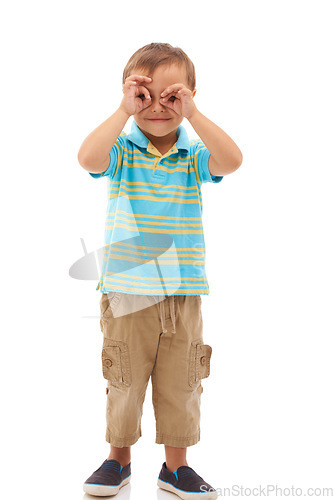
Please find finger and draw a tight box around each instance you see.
[177,88,192,96]
[159,96,175,108]
[136,85,151,100]
[125,74,152,82]
[122,80,145,95]
[161,98,175,106]
[123,79,152,96]
[162,89,192,103]
[123,80,139,90]
[160,84,185,97]
[123,81,138,88]
[122,81,138,94]
[161,93,179,103]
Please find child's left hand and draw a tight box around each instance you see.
[160,84,197,120]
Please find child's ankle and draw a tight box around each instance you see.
[107,445,131,466]
[107,456,130,467]
[166,460,188,473]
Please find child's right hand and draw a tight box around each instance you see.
[119,74,152,117]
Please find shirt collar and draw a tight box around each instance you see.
[127,119,190,154]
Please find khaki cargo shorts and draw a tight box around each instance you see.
[99,292,213,448]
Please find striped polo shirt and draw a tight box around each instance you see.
[89,119,223,295]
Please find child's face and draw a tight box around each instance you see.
[133,63,195,140]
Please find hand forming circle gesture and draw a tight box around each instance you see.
[159,84,197,120]
[120,74,153,116]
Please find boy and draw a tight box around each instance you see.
[78,43,242,499]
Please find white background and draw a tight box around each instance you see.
[1,0,333,498]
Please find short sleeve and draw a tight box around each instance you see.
[89,131,127,179]
[192,140,224,184]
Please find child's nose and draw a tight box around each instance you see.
[150,97,166,111]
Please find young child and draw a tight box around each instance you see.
[78,42,242,499]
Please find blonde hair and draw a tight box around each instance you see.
[122,42,196,91]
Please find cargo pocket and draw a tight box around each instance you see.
[102,339,132,388]
[188,339,212,388]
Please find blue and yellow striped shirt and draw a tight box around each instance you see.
[89,119,223,295]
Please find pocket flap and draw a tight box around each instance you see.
[102,346,122,383]
[101,339,132,387]
[195,343,212,380]
[189,339,213,387]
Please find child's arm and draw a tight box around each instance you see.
[78,74,152,173]
[77,108,130,173]
[188,110,243,176]
[160,84,243,175]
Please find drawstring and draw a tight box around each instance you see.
[159,299,167,334]
[170,296,176,334]
[159,296,176,335]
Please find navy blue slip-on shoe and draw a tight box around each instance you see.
[157,461,218,500]
[83,458,131,496]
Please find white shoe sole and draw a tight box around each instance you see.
[83,474,131,496]
[157,478,218,499]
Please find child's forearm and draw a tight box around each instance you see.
[78,107,130,172]
[188,109,243,174]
